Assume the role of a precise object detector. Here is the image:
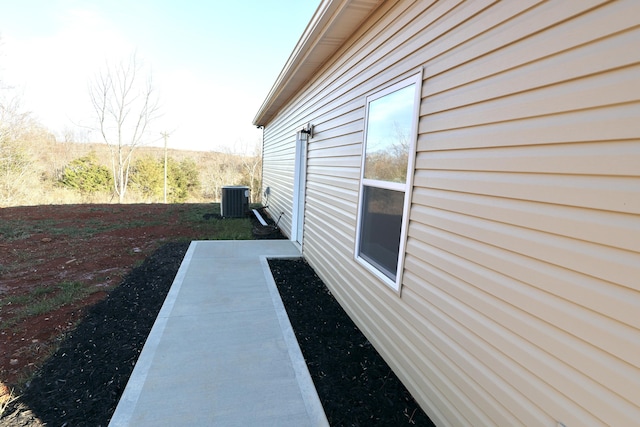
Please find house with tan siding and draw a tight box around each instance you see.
[253,1,640,425]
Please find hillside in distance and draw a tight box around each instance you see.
[4,137,261,206]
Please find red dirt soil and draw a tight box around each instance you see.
[0,203,217,394]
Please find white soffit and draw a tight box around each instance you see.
[253,0,385,127]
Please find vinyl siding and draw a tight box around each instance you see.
[259,0,640,425]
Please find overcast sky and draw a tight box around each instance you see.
[0,0,319,152]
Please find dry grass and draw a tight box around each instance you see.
[0,385,18,419]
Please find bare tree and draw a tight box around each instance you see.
[240,140,262,204]
[0,96,54,206]
[200,150,240,201]
[89,53,159,202]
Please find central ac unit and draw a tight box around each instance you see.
[221,186,249,218]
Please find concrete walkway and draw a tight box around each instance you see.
[109,240,329,426]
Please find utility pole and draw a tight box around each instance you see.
[161,131,170,203]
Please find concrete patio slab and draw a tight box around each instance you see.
[109,240,328,427]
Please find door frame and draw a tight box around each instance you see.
[291,131,307,246]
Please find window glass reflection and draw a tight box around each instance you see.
[364,84,415,183]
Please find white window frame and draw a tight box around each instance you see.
[355,73,421,293]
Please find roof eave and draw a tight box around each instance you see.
[253,0,384,127]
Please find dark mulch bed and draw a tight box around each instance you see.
[1,242,189,427]
[270,258,434,426]
[1,212,433,426]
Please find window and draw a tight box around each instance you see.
[355,74,420,291]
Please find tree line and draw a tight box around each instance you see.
[0,98,262,206]
[0,51,262,207]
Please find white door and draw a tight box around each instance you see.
[291,132,307,245]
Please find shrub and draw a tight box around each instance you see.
[130,155,164,200]
[59,153,112,195]
[130,155,201,203]
[168,157,200,202]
